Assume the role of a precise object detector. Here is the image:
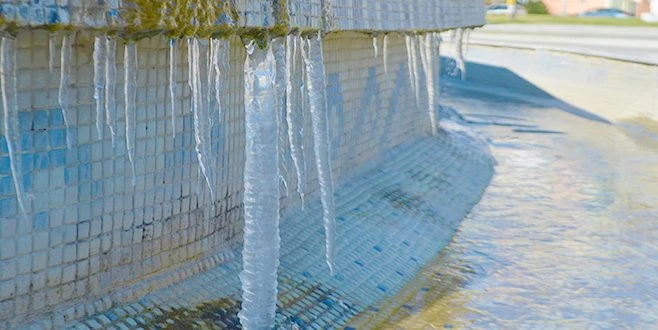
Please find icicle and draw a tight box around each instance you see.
[58,34,74,149]
[297,34,308,211]
[302,34,336,274]
[48,34,56,73]
[409,35,421,107]
[372,34,378,58]
[105,37,117,148]
[1,37,28,215]
[272,38,289,198]
[187,38,195,113]
[93,35,106,140]
[189,38,215,201]
[455,28,466,80]
[404,35,415,100]
[286,34,305,207]
[239,39,280,330]
[419,34,438,135]
[383,34,389,75]
[169,39,177,138]
[124,42,137,186]
[463,28,472,60]
[211,38,230,125]
[434,32,443,101]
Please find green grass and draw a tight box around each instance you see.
[486,14,658,27]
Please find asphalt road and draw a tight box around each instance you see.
[464,24,658,65]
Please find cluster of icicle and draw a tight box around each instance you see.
[401,32,442,135]
[0,34,231,216]
[239,32,337,329]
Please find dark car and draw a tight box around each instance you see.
[579,8,634,18]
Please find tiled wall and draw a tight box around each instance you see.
[0,29,440,326]
[0,0,485,326]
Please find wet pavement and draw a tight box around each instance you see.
[351,84,658,328]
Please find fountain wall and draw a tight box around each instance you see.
[0,0,484,327]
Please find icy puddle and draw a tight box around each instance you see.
[350,85,658,328]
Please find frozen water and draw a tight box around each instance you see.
[383,34,389,75]
[93,35,106,140]
[239,40,280,330]
[302,34,337,274]
[273,38,290,197]
[105,37,118,147]
[286,34,306,207]
[418,34,437,135]
[124,42,137,186]
[169,39,177,138]
[58,34,74,149]
[0,37,28,215]
[189,38,215,201]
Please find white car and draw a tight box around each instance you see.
[487,4,527,16]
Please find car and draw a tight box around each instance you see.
[487,4,527,16]
[579,8,634,18]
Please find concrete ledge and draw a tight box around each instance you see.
[0,0,485,34]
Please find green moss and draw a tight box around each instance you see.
[239,27,269,49]
[122,0,241,40]
[271,0,290,37]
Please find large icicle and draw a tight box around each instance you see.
[93,35,106,139]
[272,38,289,197]
[404,35,415,101]
[105,37,118,147]
[409,34,421,107]
[297,34,308,211]
[383,34,389,75]
[286,34,305,207]
[1,37,28,215]
[302,34,336,274]
[169,39,177,138]
[124,42,137,186]
[238,40,280,330]
[189,38,215,201]
[58,34,74,149]
[372,34,378,58]
[418,34,438,135]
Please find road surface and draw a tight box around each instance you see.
[465,24,658,65]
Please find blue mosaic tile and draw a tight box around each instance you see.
[35,152,49,170]
[0,137,7,155]
[20,132,33,150]
[50,129,66,148]
[0,156,11,175]
[50,149,66,167]
[19,112,33,132]
[34,131,49,151]
[49,109,64,127]
[34,110,49,130]
[33,212,49,231]
[21,154,34,173]
[65,167,78,185]
[0,175,14,196]
[0,198,17,217]
[22,173,32,191]
[78,145,91,163]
